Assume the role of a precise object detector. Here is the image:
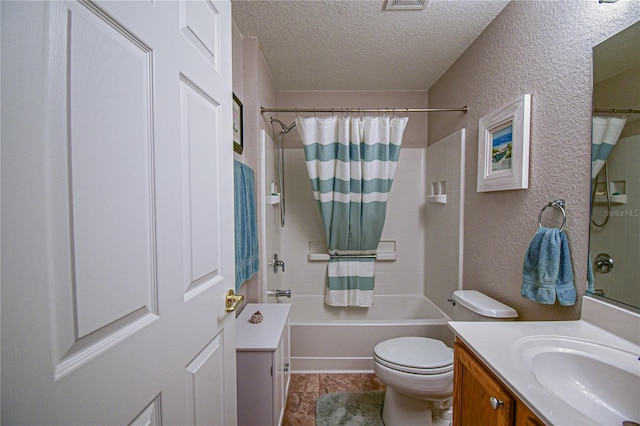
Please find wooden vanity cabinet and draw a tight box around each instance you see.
[453,340,544,426]
[236,303,291,426]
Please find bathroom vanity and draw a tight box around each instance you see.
[453,340,542,426]
[450,297,640,426]
[236,303,291,426]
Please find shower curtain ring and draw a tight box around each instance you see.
[405,108,409,118]
[313,108,317,118]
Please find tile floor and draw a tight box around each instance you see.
[283,373,386,426]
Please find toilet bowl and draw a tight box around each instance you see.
[374,336,454,426]
[373,290,517,426]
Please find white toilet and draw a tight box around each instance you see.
[373,290,518,426]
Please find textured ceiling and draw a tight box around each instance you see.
[231,0,510,91]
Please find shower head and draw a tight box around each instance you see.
[271,118,296,134]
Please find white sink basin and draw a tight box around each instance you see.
[512,336,640,425]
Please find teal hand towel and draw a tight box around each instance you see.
[234,161,259,291]
[522,227,576,305]
[555,232,576,306]
[586,256,595,294]
[522,227,560,304]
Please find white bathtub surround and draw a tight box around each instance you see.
[295,115,409,307]
[287,294,453,373]
[260,131,283,301]
[589,133,640,307]
[307,240,398,261]
[425,130,465,317]
[279,148,426,296]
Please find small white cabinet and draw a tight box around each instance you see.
[236,303,291,426]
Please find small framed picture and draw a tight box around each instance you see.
[477,94,531,192]
[233,93,243,154]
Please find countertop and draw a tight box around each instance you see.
[449,319,640,425]
[236,303,291,351]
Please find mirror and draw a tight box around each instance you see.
[589,20,640,309]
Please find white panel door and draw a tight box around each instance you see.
[1,1,236,424]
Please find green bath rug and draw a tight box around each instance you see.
[316,390,385,426]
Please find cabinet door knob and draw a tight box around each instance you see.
[489,396,504,410]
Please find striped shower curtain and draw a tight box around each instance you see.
[592,116,626,179]
[295,115,408,307]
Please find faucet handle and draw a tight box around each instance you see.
[273,253,285,273]
[595,253,614,273]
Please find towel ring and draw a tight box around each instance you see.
[538,199,566,232]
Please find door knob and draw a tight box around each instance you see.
[225,289,244,312]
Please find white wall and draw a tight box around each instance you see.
[232,21,278,304]
[277,148,427,296]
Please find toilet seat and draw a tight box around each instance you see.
[374,337,453,375]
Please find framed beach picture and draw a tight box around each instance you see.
[477,94,531,192]
[233,93,243,154]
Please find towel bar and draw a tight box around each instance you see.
[538,199,566,232]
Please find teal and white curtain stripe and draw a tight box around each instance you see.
[295,115,408,307]
[592,116,626,179]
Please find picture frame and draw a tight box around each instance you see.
[233,93,243,154]
[477,94,531,192]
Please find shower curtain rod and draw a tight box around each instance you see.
[261,106,468,114]
[593,108,640,115]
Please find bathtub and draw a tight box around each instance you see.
[277,294,454,373]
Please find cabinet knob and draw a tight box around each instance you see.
[489,396,504,410]
[284,362,289,372]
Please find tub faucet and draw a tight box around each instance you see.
[267,289,292,298]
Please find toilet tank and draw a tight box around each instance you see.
[452,290,518,321]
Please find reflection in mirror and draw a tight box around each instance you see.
[589,20,640,309]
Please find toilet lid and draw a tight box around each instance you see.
[374,337,453,374]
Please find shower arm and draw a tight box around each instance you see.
[271,118,296,133]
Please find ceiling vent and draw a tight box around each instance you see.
[383,0,428,11]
